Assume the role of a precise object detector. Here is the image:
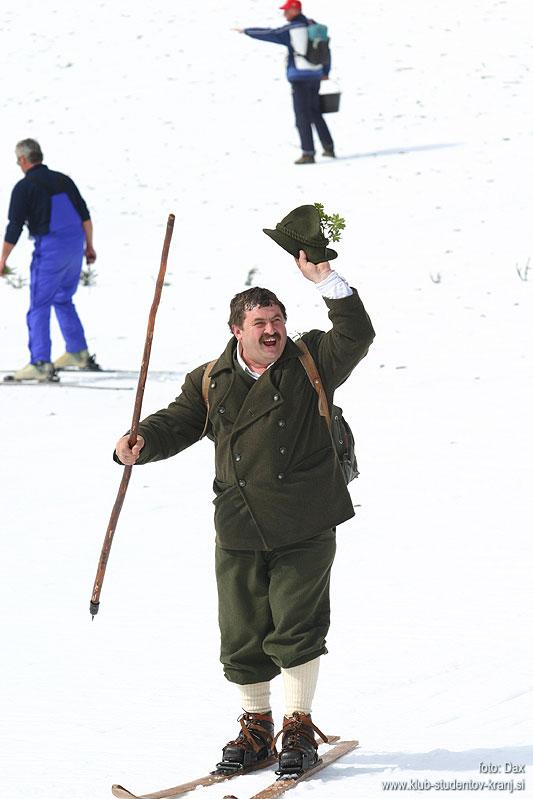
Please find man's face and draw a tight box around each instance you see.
[283,6,300,21]
[232,304,287,370]
[15,152,31,173]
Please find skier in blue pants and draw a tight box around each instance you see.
[1,138,99,381]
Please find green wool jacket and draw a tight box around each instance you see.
[127,290,375,550]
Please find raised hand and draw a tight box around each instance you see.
[295,249,332,283]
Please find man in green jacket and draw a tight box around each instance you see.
[115,250,374,776]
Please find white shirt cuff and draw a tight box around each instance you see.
[315,270,353,299]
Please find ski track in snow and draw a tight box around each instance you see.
[0,1,532,797]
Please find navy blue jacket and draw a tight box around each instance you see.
[244,14,330,82]
[5,164,90,245]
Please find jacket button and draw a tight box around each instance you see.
[279,446,287,455]
[277,419,286,428]
[210,381,216,389]
[238,479,246,488]
[277,473,285,480]
[234,453,241,462]
[273,393,280,401]
[218,405,225,414]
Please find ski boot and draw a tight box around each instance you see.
[53,349,101,371]
[9,361,58,382]
[212,711,276,775]
[275,712,328,779]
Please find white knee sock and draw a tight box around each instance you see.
[281,657,320,716]
[238,681,272,714]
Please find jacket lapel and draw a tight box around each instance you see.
[208,336,304,434]
[230,337,302,435]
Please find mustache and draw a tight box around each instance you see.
[260,333,281,343]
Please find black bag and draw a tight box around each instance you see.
[305,22,331,67]
[332,405,359,483]
[319,92,341,114]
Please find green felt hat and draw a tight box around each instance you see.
[263,204,338,263]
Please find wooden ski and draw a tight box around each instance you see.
[111,756,277,799]
[222,739,359,799]
[111,737,340,799]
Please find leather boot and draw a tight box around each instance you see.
[294,153,315,164]
[275,712,328,777]
[213,711,276,775]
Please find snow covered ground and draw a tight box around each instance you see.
[1,1,532,797]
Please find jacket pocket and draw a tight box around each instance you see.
[291,445,333,473]
[213,477,233,499]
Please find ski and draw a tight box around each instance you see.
[222,739,359,799]
[111,755,278,799]
[57,369,183,378]
[1,368,185,390]
[2,373,59,384]
[1,378,133,391]
[111,737,340,799]
[1,368,183,381]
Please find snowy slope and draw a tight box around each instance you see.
[1,1,532,797]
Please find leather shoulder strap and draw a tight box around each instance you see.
[201,359,218,405]
[200,359,218,438]
[295,339,332,429]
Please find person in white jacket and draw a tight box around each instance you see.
[235,0,335,164]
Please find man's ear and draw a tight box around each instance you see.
[231,324,242,340]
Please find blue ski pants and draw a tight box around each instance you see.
[291,80,334,155]
[27,194,88,363]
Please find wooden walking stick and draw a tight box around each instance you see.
[90,213,175,619]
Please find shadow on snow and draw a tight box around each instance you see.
[320,744,533,779]
[332,142,462,161]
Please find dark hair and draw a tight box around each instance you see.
[228,287,287,330]
[16,138,43,164]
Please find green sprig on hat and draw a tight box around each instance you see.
[314,203,346,243]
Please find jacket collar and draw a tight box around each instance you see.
[209,335,302,378]
[25,163,47,177]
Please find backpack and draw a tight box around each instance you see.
[200,341,359,484]
[304,22,331,67]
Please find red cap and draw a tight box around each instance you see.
[279,0,302,10]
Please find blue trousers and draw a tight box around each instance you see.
[27,194,87,363]
[291,80,334,154]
